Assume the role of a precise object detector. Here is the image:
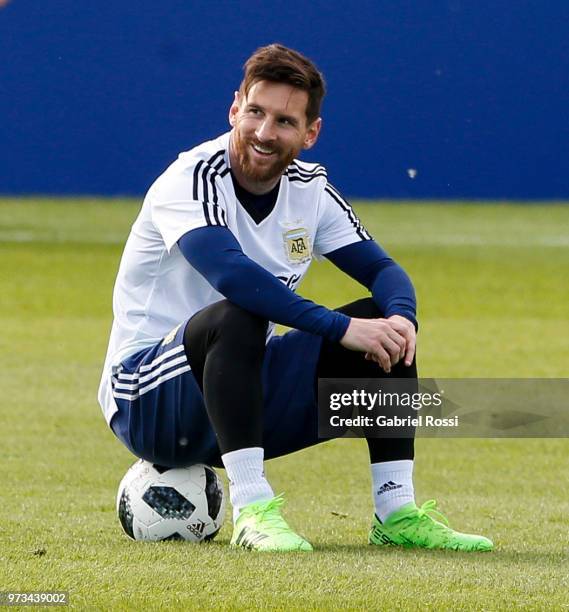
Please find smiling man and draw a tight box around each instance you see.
[99,44,493,552]
[230,79,320,192]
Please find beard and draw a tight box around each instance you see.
[232,128,298,184]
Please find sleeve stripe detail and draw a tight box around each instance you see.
[193,160,204,201]
[286,164,327,183]
[213,154,230,178]
[209,170,218,204]
[208,150,225,165]
[212,153,227,173]
[201,164,210,206]
[288,160,327,177]
[288,172,328,184]
[324,183,371,241]
[191,150,229,228]
[202,165,213,226]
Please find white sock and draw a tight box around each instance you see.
[221,447,274,523]
[371,460,415,522]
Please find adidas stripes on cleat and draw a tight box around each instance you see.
[369,500,494,552]
[230,495,313,552]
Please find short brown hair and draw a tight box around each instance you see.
[239,44,326,124]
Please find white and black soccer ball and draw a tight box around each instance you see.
[116,460,226,542]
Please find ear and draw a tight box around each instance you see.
[228,91,241,127]
[303,117,322,150]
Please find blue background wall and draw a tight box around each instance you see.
[1,1,567,199]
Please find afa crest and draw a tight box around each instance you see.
[283,228,311,264]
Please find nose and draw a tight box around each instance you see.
[255,118,276,143]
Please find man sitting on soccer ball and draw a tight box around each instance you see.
[99,43,493,553]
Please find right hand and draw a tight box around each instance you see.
[339,317,407,373]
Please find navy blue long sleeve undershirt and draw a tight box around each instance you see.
[178,227,350,342]
[178,226,417,343]
[325,241,418,329]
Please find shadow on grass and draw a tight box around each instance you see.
[112,538,568,566]
[312,542,568,564]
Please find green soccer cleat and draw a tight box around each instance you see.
[369,499,494,552]
[230,495,313,552]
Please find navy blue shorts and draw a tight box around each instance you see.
[110,321,326,468]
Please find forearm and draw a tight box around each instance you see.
[326,240,417,329]
[178,227,350,342]
[370,263,417,329]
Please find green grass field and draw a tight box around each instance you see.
[1,199,568,610]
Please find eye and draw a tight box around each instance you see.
[278,117,297,127]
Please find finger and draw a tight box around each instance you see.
[368,348,389,371]
[393,331,407,360]
[405,335,416,366]
[384,321,407,340]
[384,332,407,364]
[386,327,407,351]
[388,324,412,360]
[381,336,402,364]
[386,326,406,360]
[387,322,411,344]
[373,347,391,373]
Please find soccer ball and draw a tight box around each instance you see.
[116,460,226,542]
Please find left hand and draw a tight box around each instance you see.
[385,315,416,367]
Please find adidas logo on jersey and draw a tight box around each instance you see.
[377,481,403,495]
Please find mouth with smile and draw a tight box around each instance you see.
[250,142,277,159]
[231,129,295,186]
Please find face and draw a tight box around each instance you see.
[228,80,321,192]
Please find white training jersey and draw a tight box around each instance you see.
[98,131,371,424]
